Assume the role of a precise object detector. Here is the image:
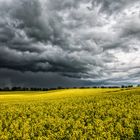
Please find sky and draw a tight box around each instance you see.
[0,0,140,88]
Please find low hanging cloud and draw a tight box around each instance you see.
[0,0,140,87]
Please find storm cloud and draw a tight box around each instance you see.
[0,0,140,87]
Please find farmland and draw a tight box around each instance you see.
[0,88,140,139]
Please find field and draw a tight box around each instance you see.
[0,88,140,140]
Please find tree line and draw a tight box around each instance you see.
[0,85,138,91]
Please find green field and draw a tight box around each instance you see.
[0,88,140,140]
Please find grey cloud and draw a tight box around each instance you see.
[0,0,140,87]
[91,0,140,14]
[0,68,93,88]
[120,19,140,39]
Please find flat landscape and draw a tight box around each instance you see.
[0,88,140,139]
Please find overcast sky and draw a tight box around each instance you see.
[0,0,140,88]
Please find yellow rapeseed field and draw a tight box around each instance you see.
[0,88,140,139]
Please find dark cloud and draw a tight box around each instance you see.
[0,0,140,87]
[0,68,93,88]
